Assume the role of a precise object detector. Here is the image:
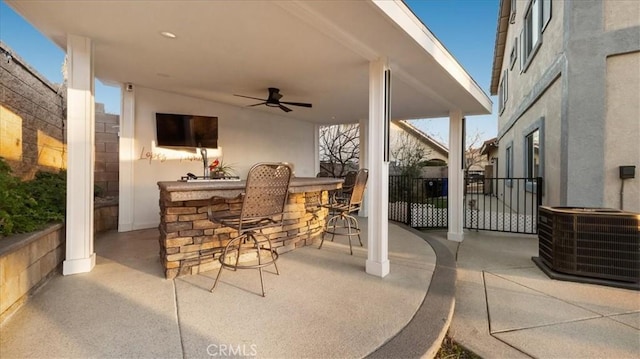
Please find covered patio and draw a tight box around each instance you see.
[0,218,455,358]
[7,0,491,280]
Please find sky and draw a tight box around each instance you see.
[0,0,499,147]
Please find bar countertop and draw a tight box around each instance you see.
[158,177,343,202]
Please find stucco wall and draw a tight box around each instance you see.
[497,0,563,131]
[130,87,317,229]
[496,1,640,210]
[499,76,562,206]
[604,0,640,31]
[604,51,640,212]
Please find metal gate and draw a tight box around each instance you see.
[389,176,448,229]
[389,175,542,234]
[464,177,542,234]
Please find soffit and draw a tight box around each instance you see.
[8,0,491,124]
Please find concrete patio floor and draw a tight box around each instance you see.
[431,230,640,359]
[0,218,454,358]
[3,218,638,359]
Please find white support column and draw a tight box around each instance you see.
[447,110,465,242]
[313,124,320,175]
[118,84,135,232]
[358,117,368,217]
[366,58,390,277]
[63,35,96,275]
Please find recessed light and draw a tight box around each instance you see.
[160,31,177,39]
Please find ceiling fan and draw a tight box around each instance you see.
[234,87,312,113]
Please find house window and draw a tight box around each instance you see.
[498,70,508,114]
[542,0,552,31]
[523,118,544,193]
[510,37,518,70]
[525,129,540,178]
[523,0,542,71]
[505,145,513,178]
[510,0,517,24]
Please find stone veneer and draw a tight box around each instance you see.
[158,191,329,279]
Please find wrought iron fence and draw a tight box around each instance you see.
[389,175,542,234]
[464,177,543,234]
[389,176,448,228]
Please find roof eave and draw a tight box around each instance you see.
[490,0,511,95]
[394,120,449,157]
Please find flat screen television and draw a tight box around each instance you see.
[155,112,218,148]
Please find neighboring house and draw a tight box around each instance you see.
[391,120,448,164]
[490,0,640,212]
[390,120,448,177]
[480,137,499,178]
[464,147,488,174]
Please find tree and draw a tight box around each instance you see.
[319,124,359,177]
[464,130,485,174]
[390,131,432,178]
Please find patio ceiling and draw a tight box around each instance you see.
[8,0,492,124]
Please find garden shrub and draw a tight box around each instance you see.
[0,158,66,237]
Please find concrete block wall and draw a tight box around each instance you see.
[0,42,66,179]
[1,42,120,197]
[94,103,119,197]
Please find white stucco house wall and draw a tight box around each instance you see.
[491,0,640,212]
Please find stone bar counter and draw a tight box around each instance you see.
[157,177,342,279]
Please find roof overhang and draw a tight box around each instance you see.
[490,0,511,95]
[393,120,449,157]
[480,137,498,156]
[8,0,492,124]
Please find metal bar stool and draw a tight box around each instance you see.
[319,168,368,255]
[207,162,292,297]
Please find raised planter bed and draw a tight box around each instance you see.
[0,223,65,323]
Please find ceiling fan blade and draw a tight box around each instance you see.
[280,101,312,108]
[234,94,267,101]
[247,102,267,107]
[279,104,292,112]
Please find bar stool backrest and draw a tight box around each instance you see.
[240,162,293,229]
[349,169,369,209]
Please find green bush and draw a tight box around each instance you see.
[0,158,66,237]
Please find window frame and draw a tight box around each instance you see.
[542,0,552,32]
[522,0,542,73]
[522,117,545,193]
[505,141,514,187]
[510,36,518,70]
[498,70,508,114]
[525,129,540,178]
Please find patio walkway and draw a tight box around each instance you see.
[0,219,454,358]
[429,230,640,359]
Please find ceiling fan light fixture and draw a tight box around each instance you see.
[160,31,177,39]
